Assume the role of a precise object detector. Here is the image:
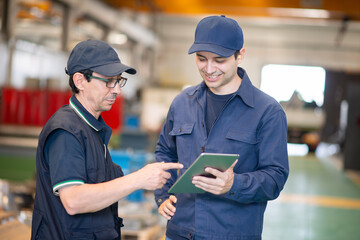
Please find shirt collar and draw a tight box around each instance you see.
[69,95,107,132]
[187,67,255,108]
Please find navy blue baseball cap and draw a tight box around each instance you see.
[66,39,136,76]
[188,15,244,57]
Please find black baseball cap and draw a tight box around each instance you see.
[66,39,136,76]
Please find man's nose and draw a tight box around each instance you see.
[205,61,216,74]
[111,83,121,94]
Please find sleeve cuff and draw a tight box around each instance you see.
[155,194,171,207]
[53,180,84,196]
[225,173,244,200]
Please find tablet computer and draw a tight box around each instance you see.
[168,153,239,194]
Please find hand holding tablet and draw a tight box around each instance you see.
[168,153,239,194]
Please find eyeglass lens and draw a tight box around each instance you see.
[106,78,127,88]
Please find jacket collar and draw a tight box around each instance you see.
[187,67,255,108]
[236,68,255,108]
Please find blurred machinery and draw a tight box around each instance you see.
[281,91,324,152]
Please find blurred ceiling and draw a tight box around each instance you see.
[8,0,359,52]
[100,0,360,21]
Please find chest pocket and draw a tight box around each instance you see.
[85,134,107,184]
[169,123,194,164]
[169,123,194,136]
[226,129,258,145]
[226,129,259,173]
[86,150,106,184]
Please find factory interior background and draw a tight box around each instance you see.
[0,0,359,239]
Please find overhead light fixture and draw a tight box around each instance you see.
[268,7,331,19]
[108,32,128,45]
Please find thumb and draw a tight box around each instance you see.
[169,195,177,204]
[227,159,238,171]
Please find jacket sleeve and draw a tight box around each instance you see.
[224,109,289,203]
[154,105,179,207]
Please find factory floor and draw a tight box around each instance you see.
[262,144,360,240]
[1,143,360,240]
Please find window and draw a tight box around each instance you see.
[260,64,326,106]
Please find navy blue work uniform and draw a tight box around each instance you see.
[154,68,289,240]
[31,95,124,240]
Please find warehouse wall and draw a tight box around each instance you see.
[1,14,359,96]
[0,40,142,99]
[0,41,68,89]
[153,15,360,89]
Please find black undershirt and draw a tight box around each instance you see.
[205,88,234,135]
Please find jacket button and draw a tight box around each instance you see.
[189,232,193,238]
[179,128,182,132]
[157,199,162,203]
[201,147,205,152]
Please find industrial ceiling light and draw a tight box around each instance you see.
[108,31,128,45]
[268,7,331,19]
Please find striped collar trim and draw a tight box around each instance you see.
[69,98,99,132]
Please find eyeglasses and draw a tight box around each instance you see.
[86,75,127,88]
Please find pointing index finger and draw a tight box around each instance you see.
[161,162,183,170]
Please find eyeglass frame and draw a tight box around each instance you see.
[86,75,127,88]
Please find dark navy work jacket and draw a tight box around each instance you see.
[155,68,289,240]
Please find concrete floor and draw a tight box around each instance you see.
[263,153,360,240]
[1,143,359,239]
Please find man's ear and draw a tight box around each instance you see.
[238,48,245,61]
[73,73,85,91]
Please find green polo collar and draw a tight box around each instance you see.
[69,96,100,132]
